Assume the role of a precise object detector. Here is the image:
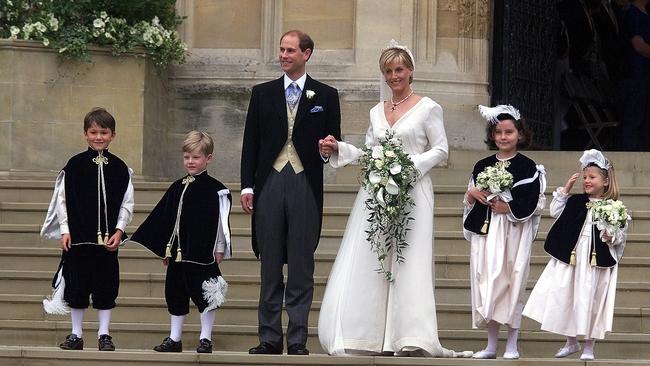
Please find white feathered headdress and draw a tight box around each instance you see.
[478,104,521,125]
[579,149,610,170]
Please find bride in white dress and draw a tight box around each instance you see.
[317,41,469,357]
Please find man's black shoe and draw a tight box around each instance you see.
[153,337,182,352]
[248,342,282,354]
[98,334,115,351]
[288,344,309,355]
[196,338,213,353]
[59,334,84,350]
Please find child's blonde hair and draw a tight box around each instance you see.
[584,160,619,200]
[182,131,214,156]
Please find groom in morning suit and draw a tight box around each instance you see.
[241,30,341,355]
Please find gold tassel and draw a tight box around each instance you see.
[570,250,576,266]
[164,243,172,259]
[103,233,109,245]
[590,251,597,267]
[175,248,182,262]
[97,231,104,245]
[480,220,489,234]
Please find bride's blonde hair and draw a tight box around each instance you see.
[379,48,414,84]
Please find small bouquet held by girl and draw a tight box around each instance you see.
[523,149,630,361]
[358,129,419,282]
[474,159,514,233]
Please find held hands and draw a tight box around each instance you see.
[563,173,580,194]
[319,135,338,157]
[60,233,72,251]
[105,229,123,251]
[241,193,254,214]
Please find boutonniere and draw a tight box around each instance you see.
[306,90,316,99]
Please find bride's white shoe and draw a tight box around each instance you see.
[555,343,581,358]
[472,349,497,359]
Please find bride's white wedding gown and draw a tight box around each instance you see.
[318,97,467,357]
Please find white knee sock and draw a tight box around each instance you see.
[565,336,578,347]
[583,339,595,355]
[505,326,519,354]
[97,309,111,337]
[71,308,85,338]
[485,320,500,353]
[170,315,185,342]
[199,310,216,341]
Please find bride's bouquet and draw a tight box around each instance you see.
[588,199,631,239]
[359,130,419,282]
[475,160,514,233]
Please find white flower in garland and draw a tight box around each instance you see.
[359,130,419,282]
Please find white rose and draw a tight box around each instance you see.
[385,177,399,195]
[374,159,384,169]
[389,163,402,175]
[93,18,105,28]
[305,90,315,99]
[384,150,396,158]
[371,145,384,159]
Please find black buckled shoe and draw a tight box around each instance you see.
[59,334,84,350]
[288,344,309,355]
[98,334,115,351]
[153,337,182,352]
[248,342,282,354]
[196,338,213,353]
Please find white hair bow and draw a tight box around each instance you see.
[478,105,521,125]
[579,149,610,170]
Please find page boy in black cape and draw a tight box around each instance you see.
[129,131,232,354]
[41,107,135,352]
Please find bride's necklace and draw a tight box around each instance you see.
[390,90,414,112]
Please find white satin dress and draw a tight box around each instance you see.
[318,97,467,357]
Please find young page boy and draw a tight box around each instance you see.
[129,131,232,353]
[41,107,135,351]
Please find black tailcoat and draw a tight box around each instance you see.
[240,75,341,256]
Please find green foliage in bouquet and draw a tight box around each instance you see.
[358,130,419,282]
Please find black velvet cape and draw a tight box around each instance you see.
[544,193,617,268]
[130,171,232,265]
[63,148,130,244]
[463,153,542,235]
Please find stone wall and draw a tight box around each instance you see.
[165,0,492,182]
[0,40,169,179]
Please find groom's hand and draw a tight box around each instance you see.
[241,193,254,214]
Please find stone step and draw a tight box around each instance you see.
[2,346,649,366]
[3,225,650,258]
[0,248,648,282]
[3,202,650,235]
[4,178,650,211]
[1,293,648,334]
[0,267,648,308]
[1,319,649,359]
